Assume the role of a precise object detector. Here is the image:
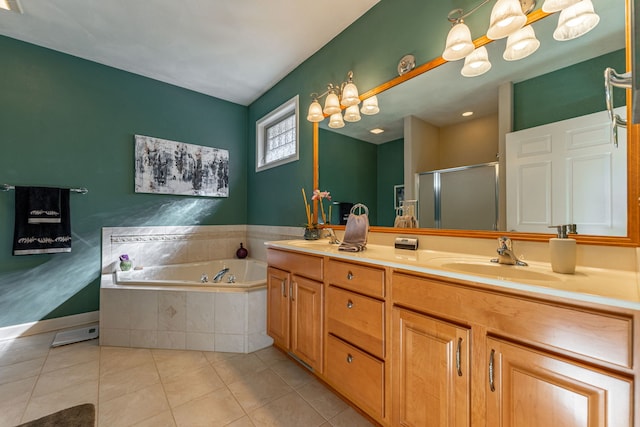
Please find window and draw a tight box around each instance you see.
[256,95,299,172]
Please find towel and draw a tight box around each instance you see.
[28,187,62,223]
[339,203,369,252]
[13,187,72,255]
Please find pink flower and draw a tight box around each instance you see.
[312,190,331,201]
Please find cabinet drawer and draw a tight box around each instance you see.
[327,259,385,298]
[325,334,384,420]
[327,286,384,358]
[267,249,323,281]
[393,272,634,370]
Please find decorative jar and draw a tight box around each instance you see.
[303,228,321,240]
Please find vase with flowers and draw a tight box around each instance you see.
[301,188,332,240]
[119,254,133,271]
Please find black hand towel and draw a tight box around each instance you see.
[27,186,62,223]
[13,187,72,255]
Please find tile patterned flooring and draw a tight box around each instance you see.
[0,331,374,426]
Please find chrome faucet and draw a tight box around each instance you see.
[200,273,208,283]
[212,267,230,283]
[323,228,340,244]
[491,236,528,266]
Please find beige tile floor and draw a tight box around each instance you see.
[0,330,374,427]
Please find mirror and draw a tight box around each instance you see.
[317,0,634,242]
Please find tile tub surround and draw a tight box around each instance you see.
[99,282,272,352]
[100,225,301,352]
[101,225,303,271]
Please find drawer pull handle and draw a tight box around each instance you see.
[456,337,463,377]
[347,271,354,280]
[346,354,353,363]
[489,349,496,392]
[347,299,354,309]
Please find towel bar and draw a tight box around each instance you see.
[2,184,88,194]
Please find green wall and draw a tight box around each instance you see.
[514,49,626,130]
[0,36,248,328]
[318,129,379,225]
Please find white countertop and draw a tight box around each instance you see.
[266,240,640,310]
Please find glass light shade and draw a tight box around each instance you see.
[442,22,475,61]
[323,92,341,115]
[343,105,361,122]
[486,0,527,40]
[328,112,345,129]
[503,25,540,61]
[306,100,324,122]
[361,95,379,115]
[541,0,581,13]
[340,82,360,107]
[553,0,600,41]
[461,46,492,77]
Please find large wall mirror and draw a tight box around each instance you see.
[316,0,639,246]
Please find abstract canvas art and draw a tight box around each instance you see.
[134,135,229,197]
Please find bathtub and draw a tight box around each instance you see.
[100,258,273,353]
[114,259,266,289]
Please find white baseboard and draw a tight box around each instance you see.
[0,311,99,341]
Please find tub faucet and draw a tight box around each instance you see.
[491,236,528,266]
[213,267,230,283]
[200,273,208,283]
[323,228,340,244]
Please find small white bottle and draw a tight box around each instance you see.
[548,225,577,274]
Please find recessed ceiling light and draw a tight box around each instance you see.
[0,0,22,13]
[369,128,385,134]
[462,111,474,117]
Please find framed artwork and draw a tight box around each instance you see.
[394,184,405,209]
[134,135,229,197]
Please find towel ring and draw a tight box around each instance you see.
[350,203,369,216]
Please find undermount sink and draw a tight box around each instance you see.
[436,260,561,282]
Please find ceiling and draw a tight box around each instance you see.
[0,0,380,105]
[321,0,625,144]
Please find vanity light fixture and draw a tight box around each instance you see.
[306,71,380,125]
[553,0,600,41]
[328,112,345,129]
[442,0,600,76]
[503,25,540,60]
[486,0,528,40]
[461,46,492,77]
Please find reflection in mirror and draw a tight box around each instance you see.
[318,0,625,237]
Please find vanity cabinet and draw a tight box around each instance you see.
[266,249,323,372]
[324,259,388,422]
[392,270,635,427]
[392,307,470,427]
[486,337,632,427]
[267,245,637,426]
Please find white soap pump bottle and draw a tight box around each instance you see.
[548,224,577,274]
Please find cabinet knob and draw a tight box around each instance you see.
[346,271,354,280]
[347,299,354,309]
[346,354,353,363]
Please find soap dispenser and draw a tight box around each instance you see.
[548,224,577,274]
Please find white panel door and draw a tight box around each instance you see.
[506,107,626,236]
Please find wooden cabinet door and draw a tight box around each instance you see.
[392,307,470,427]
[486,337,633,427]
[290,275,323,372]
[266,267,290,349]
